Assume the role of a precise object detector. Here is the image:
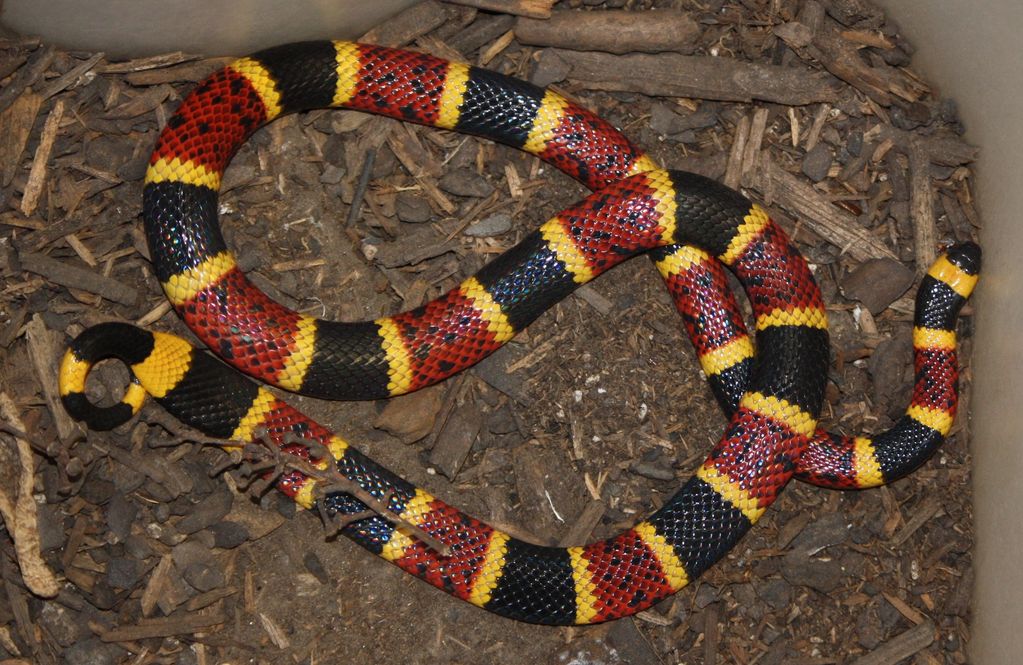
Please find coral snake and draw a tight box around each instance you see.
[58,41,979,624]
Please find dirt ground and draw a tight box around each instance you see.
[0,0,979,663]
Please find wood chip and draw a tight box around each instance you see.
[746,152,898,261]
[0,92,42,188]
[19,251,139,305]
[516,10,700,54]
[847,621,935,665]
[100,612,226,642]
[20,98,64,216]
[544,49,841,105]
[25,315,77,441]
[442,0,553,19]
[0,393,60,598]
[429,402,484,480]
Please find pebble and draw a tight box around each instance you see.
[63,638,124,665]
[106,556,144,589]
[182,561,225,592]
[841,257,915,315]
[373,384,444,443]
[172,539,214,570]
[464,212,512,237]
[176,487,233,535]
[756,578,792,610]
[38,603,79,647]
[438,168,495,198]
[304,551,330,585]
[319,163,346,185]
[79,474,116,506]
[106,493,137,542]
[395,191,434,223]
[628,460,675,481]
[486,405,519,435]
[530,49,570,88]
[801,142,833,182]
[209,521,250,550]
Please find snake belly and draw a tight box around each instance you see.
[143,40,976,488]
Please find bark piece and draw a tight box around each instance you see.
[429,402,483,480]
[516,10,699,54]
[545,49,841,105]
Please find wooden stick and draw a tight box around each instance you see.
[848,621,935,665]
[25,315,78,442]
[542,49,840,105]
[20,99,64,217]
[908,137,938,273]
[0,394,61,598]
[19,251,139,306]
[515,10,699,54]
[745,152,898,262]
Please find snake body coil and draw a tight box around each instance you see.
[59,41,978,624]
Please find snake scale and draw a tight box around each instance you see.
[58,41,979,624]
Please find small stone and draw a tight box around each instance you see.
[628,460,675,481]
[319,163,346,184]
[374,384,444,443]
[123,534,154,560]
[181,561,225,592]
[79,474,116,506]
[303,552,330,585]
[464,212,512,237]
[487,405,518,435]
[209,521,250,550]
[801,142,833,182]
[757,579,792,610]
[694,583,719,609]
[176,488,233,535]
[106,493,137,543]
[171,539,214,570]
[788,513,850,552]
[38,603,79,647]
[530,49,570,88]
[438,168,494,198]
[841,258,915,315]
[63,638,125,665]
[106,556,143,589]
[395,191,434,223]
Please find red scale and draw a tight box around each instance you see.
[392,500,498,602]
[538,103,644,190]
[347,45,450,126]
[912,349,958,411]
[391,289,506,391]
[151,68,267,174]
[710,407,807,509]
[579,530,676,622]
[179,268,303,384]
[662,258,747,356]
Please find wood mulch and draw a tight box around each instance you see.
[0,0,978,663]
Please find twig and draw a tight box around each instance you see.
[210,429,452,556]
[345,147,377,227]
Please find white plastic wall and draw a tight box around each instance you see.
[0,0,418,57]
[872,2,1023,662]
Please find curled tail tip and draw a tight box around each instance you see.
[945,241,981,275]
